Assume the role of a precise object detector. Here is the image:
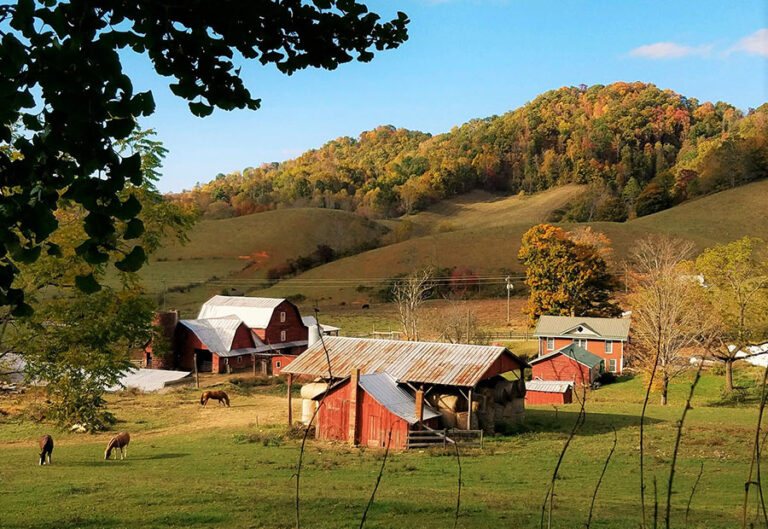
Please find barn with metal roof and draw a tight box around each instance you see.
[283,336,529,442]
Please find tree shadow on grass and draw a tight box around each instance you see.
[510,408,660,436]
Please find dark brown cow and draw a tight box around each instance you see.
[38,435,53,465]
[105,432,131,460]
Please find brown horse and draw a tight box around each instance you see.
[38,435,53,465]
[200,390,230,407]
[105,432,130,460]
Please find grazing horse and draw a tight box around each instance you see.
[38,435,53,466]
[200,390,230,407]
[104,432,131,460]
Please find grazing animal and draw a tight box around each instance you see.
[200,390,230,407]
[104,432,131,460]
[38,435,53,466]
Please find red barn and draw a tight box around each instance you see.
[195,296,313,373]
[533,315,630,374]
[283,336,530,443]
[529,344,604,385]
[525,380,573,405]
[314,371,440,450]
[176,316,258,374]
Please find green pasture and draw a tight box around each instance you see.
[1,366,767,528]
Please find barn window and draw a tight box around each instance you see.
[280,311,286,323]
[605,341,613,354]
[281,330,286,342]
[546,337,554,350]
[608,359,617,372]
[276,360,282,368]
[237,356,243,364]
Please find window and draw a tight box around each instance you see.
[605,341,613,354]
[546,337,554,350]
[280,330,286,342]
[276,360,282,368]
[280,311,286,323]
[237,356,243,364]
[576,339,588,348]
[608,359,617,372]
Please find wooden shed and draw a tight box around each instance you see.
[283,336,530,439]
[314,370,440,450]
[525,380,573,405]
[529,344,604,385]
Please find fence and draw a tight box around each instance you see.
[406,429,483,449]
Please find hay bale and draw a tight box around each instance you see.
[455,411,478,430]
[434,394,462,412]
[439,408,458,428]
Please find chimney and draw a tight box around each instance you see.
[414,387,424,424]
[348,368,360,445]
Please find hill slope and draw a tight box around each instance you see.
[254,179,768,303]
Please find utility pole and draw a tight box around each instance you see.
[505,276,513,325]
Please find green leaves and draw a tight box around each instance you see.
[115,246,146,272]
[75,273,101,294]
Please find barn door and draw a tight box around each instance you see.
[367,415,381,447]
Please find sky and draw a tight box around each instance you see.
[123,0,768,193]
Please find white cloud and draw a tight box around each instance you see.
[628,42,712,60]
[728,28,768,57]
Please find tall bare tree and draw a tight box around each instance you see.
[428,302,486,344]
[629,236,705,405]
[393,268,433,341]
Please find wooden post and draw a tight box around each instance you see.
[349,368,360,445]
[252,354,256,376]
[287,373,293,425]
[193,352,199,389]
[467,388,473,430]
[414,388,424,425]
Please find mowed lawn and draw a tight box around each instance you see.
[0,367,765,529]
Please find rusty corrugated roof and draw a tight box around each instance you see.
[282,336,529,387]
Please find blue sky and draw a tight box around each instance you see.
[125,0,768,192]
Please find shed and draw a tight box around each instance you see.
[529,343,604,385]
[314,371,440,450]
[525,380,573,405]
[283,336,529,436]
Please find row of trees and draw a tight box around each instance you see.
[519,223,768,401]
[174,83,768,222]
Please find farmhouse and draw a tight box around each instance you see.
[282,336,530,446]
[529,343,604,385]
[525,380,573,405]
[533,315,630,374]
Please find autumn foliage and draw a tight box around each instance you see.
[519,224,620,325]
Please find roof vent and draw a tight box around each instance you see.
[578,326,584,332]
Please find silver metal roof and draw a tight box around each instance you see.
[106,368,191,392]
[178,316,244,354]
[526,380,573,394]
[198,296,290,329]
[533,315,630,340]
[358,372,441,425]
[282,336,529,387]
[301,316,341,333]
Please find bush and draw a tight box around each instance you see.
[596,371,617,385]
[710,362,725,376]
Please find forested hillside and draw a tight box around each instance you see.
[172,82,767,221]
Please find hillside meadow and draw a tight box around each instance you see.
[1,365,767,528]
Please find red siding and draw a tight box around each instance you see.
[176,323,255,373]
[538,337,625,374]
[252,300,308,345]
[271,355,298,375]
[531,353,594,384]
[316,378,436,450]
[525,388,573,405]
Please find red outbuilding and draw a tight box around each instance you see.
[314,370,440,450]
[529,343,604,385]
[525,380,573,405]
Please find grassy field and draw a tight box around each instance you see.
[1,365,767,528]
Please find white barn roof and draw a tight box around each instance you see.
[178,316,244,354]
[197,296,291,329]
[526,380,573,394]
